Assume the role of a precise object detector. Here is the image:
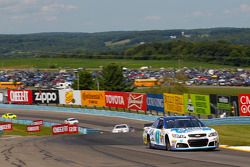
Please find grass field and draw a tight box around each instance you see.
[211,125,250,146]
[2,123,52,136]
[0,58,234,69]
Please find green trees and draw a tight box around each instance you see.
[72,70,95,90]
[99,63,133,92]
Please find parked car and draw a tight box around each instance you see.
[64,118,79,125]
[2,113,17,119]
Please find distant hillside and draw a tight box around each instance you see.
[0,27,250,58]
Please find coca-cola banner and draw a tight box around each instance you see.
[128,93,147,111]
[239,94,250,116]
[105,91,128,108]
[32,90,59,104]
[7,90,33,104]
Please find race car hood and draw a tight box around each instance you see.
[170,127,214,134]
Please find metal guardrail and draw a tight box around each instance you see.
[0,104,250,126]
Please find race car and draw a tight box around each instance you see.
[2,113,17,119]
[143,116,219,151]
[112,124,130,133]
[64,118,79,125]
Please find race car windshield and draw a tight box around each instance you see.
[166,118,205,128]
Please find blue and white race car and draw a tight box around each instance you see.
[143,116,219,151]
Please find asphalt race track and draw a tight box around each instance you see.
[0,108,250,167]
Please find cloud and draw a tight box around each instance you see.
[240,4,250,13]
[0,0,77,23]
[40,4,77,13]
[144,16,161,21]
[192,11,212,17]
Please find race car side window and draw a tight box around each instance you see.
[157,119,163,129]
[152,119,160,128]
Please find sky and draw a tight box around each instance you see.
[0,0,250,34]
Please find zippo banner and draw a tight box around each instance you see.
[128,93,147,111]
[239,94,250,116]
[183,94,211,115]
[32,120,44,126]
[147,94,164,113]
[105,91,129,109]
[27,125,40,132]
[32,90,59,104]
[81,90,105,107]
[0,122,12,130]
[59,90,81,105]
[7,90,33,104]
[163,93,184,114]
[52,124,69,135]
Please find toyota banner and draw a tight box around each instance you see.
[32,90,59,104]
[105,91,129,109]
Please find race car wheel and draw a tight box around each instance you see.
[147,135,152,149]
[165,136,171,151]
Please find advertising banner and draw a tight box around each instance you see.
[0,122,12,130]
[32,90,59,104]
[217,95,231,111]
[147,94,164,112]
[128,93,147,111]
[239,94,250,116]
[52,124,69,135]
[7,90,33,104]
[27,125,40,132]
[184,94,211,115]
[59,90,81,105]
[105,91,128,108]
[68,124,79,134]
[32,120,44,126]
[81,90,105,107]
[164,93,184,114]
[0,92,3,103]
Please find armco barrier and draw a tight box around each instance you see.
[0,104,250,126]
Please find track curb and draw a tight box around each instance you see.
[220,145,250,153]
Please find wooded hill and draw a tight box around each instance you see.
[0,27,250,66]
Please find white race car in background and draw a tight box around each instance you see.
[64,118,79,125]
[112,124,130,133]
[143,116,219,151]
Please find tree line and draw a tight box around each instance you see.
[123,40,250,66]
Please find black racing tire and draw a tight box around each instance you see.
[165,136,171,151]
[147,135,152,149]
